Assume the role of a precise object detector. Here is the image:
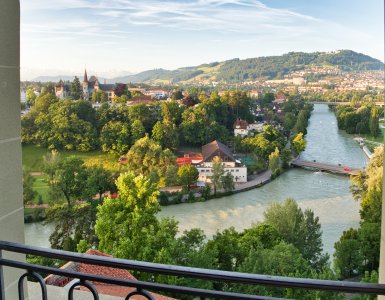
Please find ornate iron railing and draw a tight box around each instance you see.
[1,240,385,300]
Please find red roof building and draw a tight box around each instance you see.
[273,94,288,103]
[176,154,203,166]
[45,249,175,300]
[233,118,249,130]
[127,95,154,106]
[201,140,235,163]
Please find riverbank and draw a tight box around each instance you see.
[159,169,273,206]
[233,170,272,192]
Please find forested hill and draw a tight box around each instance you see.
[113,50,384,84]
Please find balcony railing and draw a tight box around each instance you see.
[1,240,385,300]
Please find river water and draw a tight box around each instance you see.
[25,104,367,256]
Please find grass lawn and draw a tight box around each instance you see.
[23,145,122,206]
[360,127,385,144]
[22,144,121,172]
[33,174,50,204]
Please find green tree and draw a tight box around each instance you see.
[33,93,59,113]
[239,224,281,251]
[48,156,88,207]
[268,147,281,177]
[236,242,314,299]
[261,92,275,107]
[164,165,179,186]
[100,121,131,155]
[334,228,362,279]
[47,202,97,250]
[26,87,37,106]
[45,161,114,250]
[70,76,82,100]
[264,198,327,270]
[125,135,177,187]
[343,146,382,278]
[151,121,179,150]
[292,132,306,155]
[221,172,234,192]
[280,148,292,169]
[82,166,115,201]
[344,111,361,134]
[171,90,183,100]
[95,172,160,260]
[161,100,183,124]
[91,90,108,103]
[30,100,98,151]
[130,119,146,143]
[42,150,62,191]
[211,156,224,195]
[23,168,37,205]
[293,106,313,135]
[77,239,91,253]
[128,104,158,132]
[369,107,379,137]
[358,222,381,271]
[177,164,199,190]
[205,227,243,271]
[282,112,296,131]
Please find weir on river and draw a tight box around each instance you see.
[25,104,367,256]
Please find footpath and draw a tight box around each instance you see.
[233,170,272,193]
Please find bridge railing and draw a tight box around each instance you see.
[1,240,385,299]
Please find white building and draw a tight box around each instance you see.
[233,119,249,137]
[233,119,265,137]
[143,88,169,99]
[196,140,247,183]
[292,77,306,85]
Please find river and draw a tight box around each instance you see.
[25,104,367,256]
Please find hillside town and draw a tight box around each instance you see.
[21,67,384,108]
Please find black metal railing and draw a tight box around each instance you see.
[1,240,385,300]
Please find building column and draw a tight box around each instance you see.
[0,0,26,299]
[379,117,385,300]
[379,12,385,298]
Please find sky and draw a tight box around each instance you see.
[20,0,384,80]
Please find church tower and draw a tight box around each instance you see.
[82,69,89,100]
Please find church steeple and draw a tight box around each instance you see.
[83,69,88,83]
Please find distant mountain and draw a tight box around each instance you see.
[31,50,383,85]
[32,75,79,82]
[112,50,384,84]
[32,75,109,83]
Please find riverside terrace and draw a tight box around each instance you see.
[1,240,385,299]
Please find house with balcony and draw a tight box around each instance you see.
[196,140,247,183]
[143,88,170,100]
[234,118,266,137]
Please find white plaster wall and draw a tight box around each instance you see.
[197,167,247,183]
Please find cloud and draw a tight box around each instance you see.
[112,0,321,32]
[21,0,322,35]
[20,0,383,78]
